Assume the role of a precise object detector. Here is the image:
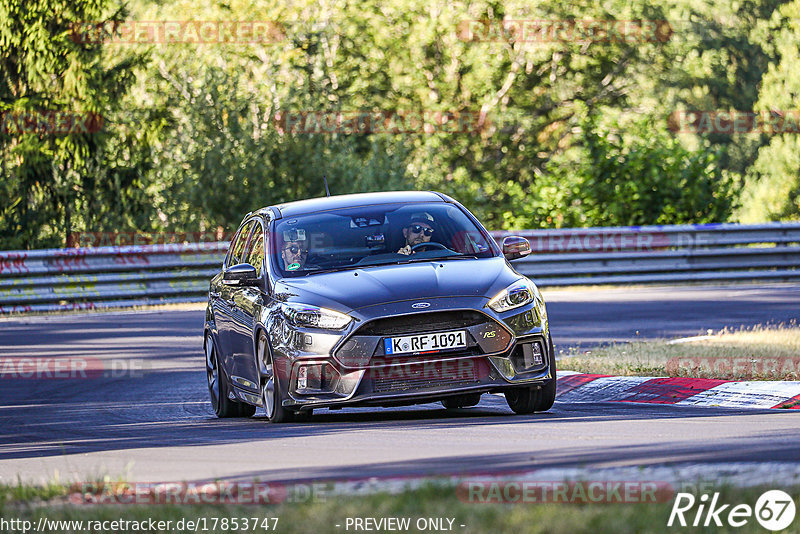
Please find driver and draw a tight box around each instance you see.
[397,212,435,255]
[281,228,309,270]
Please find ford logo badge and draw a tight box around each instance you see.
[411,302,431,309]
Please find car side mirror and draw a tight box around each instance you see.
[223,263,259,286]
[502,236,531,261]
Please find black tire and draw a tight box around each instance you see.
[206,335,256,418]
[237,399,257,417]
[504,333,557,414]
[258,332,295,423]
[442,393,482,409]
[504,386,538,414]
[535,333,558,411]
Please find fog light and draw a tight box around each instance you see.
[509,340,546,373]
[523,341,544,368]
[297,366,308,390]
[295,363,339,394]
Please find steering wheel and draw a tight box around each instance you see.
[411,242,452,253]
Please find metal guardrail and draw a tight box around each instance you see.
[501,222,800,285]
[0,243,225,314]
[1,222,799,314]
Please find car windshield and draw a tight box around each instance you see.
[271,202,496,277]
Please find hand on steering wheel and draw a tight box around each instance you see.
[410,242,451,253]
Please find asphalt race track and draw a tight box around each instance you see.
[1,283,799,485]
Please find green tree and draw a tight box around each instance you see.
[0,0,154,249]
[148,65,412,232]
[551,117,737,226]
[737,0,800,221]
[4,0,784,250]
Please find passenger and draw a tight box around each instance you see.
[397,212,435,255]
[281,229,309,270]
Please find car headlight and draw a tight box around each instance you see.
[282,303,352,330]
[487,278,539,313]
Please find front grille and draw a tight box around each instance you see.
[356,310,487,336]
[367,359,481,393]
[369,349,481,367]
[334,310,511,368]
[373,375,479,393]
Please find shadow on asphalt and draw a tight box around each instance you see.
[0,369,790,462]
[226,430,800,483]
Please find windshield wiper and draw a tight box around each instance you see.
[298,255,481,274]
[299,266,359,276]
[400,254,479,264]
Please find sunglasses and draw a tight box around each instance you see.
[284,245,308,255]
[409,224,434,236]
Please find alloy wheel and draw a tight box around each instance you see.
[259,336,275,419]
[206,338,220,412]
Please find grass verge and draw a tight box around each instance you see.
[2,482,799,533]
[559,323,800,379]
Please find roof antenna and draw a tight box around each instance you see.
[323,175,331,197]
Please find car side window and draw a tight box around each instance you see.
[243,224,265,277]
[224,228,241,268]
[227,221,255,267]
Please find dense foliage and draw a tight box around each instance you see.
[1,0,797,249]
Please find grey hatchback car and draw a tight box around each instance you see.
[204,191,556,422]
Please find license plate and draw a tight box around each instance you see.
[384,330,467,355]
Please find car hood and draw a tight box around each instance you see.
[275,257,520,313]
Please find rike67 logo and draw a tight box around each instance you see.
[668,490,796,531]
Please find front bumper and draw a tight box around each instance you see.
[283,357,553,410]
[267,296,553,411]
